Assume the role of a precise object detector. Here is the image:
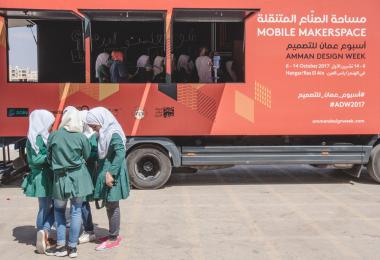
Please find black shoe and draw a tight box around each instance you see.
[45,245,67,257]
[68,247,78,258]
[44,246,56,256]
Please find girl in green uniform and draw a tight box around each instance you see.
[78,110,97,244]
[21,109,55,254]
[45,108,94,258]
[85,107,130,251]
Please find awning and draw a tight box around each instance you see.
[173,9,258,23]
[80,10,166,22]
[7,18,34,28]
[0,9,81,21]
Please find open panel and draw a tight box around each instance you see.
[172,9,258,83]
[81,10,167,83]
[1,9,84,83]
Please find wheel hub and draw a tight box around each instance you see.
[143,161,154,172]
[136,154,161,179]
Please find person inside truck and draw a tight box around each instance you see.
[85,107,130,251]
[45,108,94,258]
[132,54,153,82]
[152,51,165,83]
[109,51,129,83]
[225,60,238,82]
[195,46,213,83]
[21,109,56,254]
[177,46,196,83]
[95,52,111,83]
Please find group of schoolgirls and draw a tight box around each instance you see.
[21,106,130,258]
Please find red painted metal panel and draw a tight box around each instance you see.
[0,1,378,137]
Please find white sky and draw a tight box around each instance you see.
[8,26,38,70]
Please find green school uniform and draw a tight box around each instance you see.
[87,133,98,181]
[21,135,53,197]
[94,133,130,202]
[47,128,94,200]
[85,133,98,201]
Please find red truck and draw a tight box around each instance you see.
[0,0,379,189]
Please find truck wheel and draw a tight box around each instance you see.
[127,147,172,189]
[368,145,380,183]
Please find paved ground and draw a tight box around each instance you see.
[1,165,380,260]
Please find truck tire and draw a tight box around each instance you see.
[368,145,380,183]
[127,147,172,189]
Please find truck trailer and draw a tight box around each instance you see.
[0,0,379,189]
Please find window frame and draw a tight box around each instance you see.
[1,8,85,84]
[80,9,168,84]
[172,8,259,84]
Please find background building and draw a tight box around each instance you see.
[9,66,38,82]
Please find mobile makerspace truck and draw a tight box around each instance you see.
[0,0,379,189]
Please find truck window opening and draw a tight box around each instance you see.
[90,21,165,83]
[8,19,38,82]
[6,12,85,83]
[173,22,244,83]
[172,9,246,84]
[83,10,166,84]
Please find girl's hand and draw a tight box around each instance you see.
[105,172,114,188]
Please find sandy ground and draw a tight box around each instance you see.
[1,165,380,260]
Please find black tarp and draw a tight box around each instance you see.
[37,20,85,83]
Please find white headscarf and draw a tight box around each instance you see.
[27,109,55,154]
[177,54,194,74]
[79,110,95,138]
[136,55,151,68]
[153,56,165,76]
[95,52,110,78]
[63,105,77,114]
[85,107,126,159]
[59,108,83,133]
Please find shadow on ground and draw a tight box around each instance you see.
[3,165,378,189]
[166,165,378,187]
[13,225,36,246]
[12,224,109,248]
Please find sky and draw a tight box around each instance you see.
[8,26,38,71]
